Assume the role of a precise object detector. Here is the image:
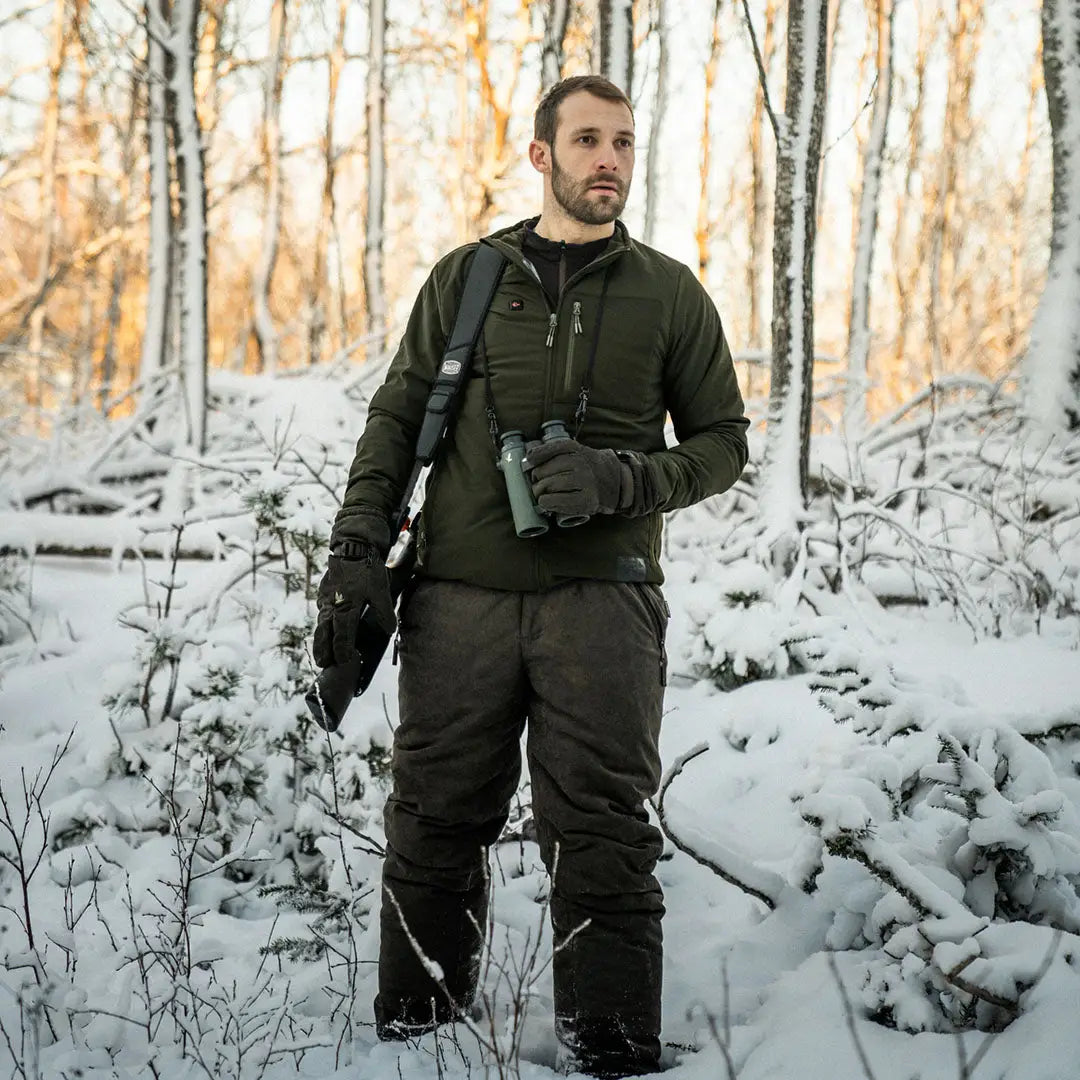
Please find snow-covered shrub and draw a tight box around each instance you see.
[798,635,1080,1033]
[814,384,1080,636]
[686,558,807,689]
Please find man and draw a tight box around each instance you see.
[314,75,749,1078]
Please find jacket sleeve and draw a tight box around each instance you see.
[336,250,469,527]
[629,264,750,514]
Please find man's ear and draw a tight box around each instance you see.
[528,139,551,175]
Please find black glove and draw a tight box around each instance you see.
[313,510,396,668]
[523,438,632,518]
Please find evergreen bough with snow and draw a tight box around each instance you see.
[678,380,1080,1043]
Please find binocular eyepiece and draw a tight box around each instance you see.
[539,421,590,529]
[497,420,590,539]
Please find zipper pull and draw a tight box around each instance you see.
[546,312,558,348]
[572,301,582,335]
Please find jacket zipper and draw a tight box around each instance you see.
[563,301,582,395]
[487,238,624,418]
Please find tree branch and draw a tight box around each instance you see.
[651,743,781,911]
[740,0,781,141]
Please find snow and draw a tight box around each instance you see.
[3,359,1080,1077]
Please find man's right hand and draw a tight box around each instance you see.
[313,510,397,668]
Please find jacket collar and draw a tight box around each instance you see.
[482,218,631,291]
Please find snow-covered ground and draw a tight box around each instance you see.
[2,375,1080,1079]
[2,556,1078,1078]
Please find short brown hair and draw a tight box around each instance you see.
[533,75,634,144]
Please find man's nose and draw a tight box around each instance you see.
[594,145,618,171]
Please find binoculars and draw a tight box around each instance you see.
[497,420,590,539]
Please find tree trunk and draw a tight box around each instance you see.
[309,0,348,365]
[194,0,223,132]
[1005,36,1045,361]
[25,0,67,416]
[642,0,667,246]
[889,6,930,398]
[762,0,829,560]
[845,0,895,445]
[141,0,173,381]
[814,0,844,239]
[696,0,723,283]
[541,0,571,92]
[599,0,634,92]
[746,0,780,360]
[364,0,387,350]
[253,0,286,374]
[1026,0,1080,431]
[171,0,209,452]
[927,0,983,378]
[101,68,141,412]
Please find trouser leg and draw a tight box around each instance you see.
[377,580,527,1038]
[523,581,668,1078]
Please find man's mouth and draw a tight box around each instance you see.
[590,183,619,194]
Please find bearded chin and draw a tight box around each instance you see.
[551,163,627,225]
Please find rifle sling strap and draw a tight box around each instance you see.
[415,244,507,466]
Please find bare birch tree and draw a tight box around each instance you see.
[364,0,387,350]
[309,0,349,364]
[845,0,895,444]
[696,0,723,283]
[745,0,780,358]
[927,0,983,377]
[750,0,830,560]
[24,0,67,415]
[598,0,634,91]
[540,0,572,92]
[141,0,173,382]
[1026,0,1080,431]
[1005,35,1045,362]
[642,0,667,245]
[889,7,931,397]
[169,0,209,451]
[101,70,141,411]
[815,0,843,239]
[253,0,286,375]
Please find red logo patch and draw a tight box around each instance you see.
[509,298,525,311]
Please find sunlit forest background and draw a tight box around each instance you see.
[0,0,1049,433]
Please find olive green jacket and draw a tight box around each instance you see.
[338,218,749,590]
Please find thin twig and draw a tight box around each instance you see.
[826,951,879,1080]
[651,743,779,910]
[739,0,781,140]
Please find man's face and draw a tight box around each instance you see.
[547,92,635,226]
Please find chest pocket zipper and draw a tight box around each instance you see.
[563,301,582,395]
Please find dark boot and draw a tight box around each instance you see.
[555,1015,662,1077]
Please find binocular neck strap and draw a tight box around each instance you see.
[573,267,611,439]
[480,265,614,455]
[479,331,502,456]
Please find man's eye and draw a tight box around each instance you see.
[618,139,634,150]
[578,135,594,144]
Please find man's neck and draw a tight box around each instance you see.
[532,206,616,245]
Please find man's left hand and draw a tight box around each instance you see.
[524,438,629,518]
